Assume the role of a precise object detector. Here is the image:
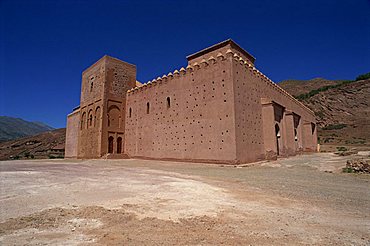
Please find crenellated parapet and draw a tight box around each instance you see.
[186,65,193,72]
[127,51,230,96]
[126,48,314,117]
[216,52,225,60]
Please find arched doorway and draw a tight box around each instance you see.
[108,136,114,154]
[117,137,122,154]
[275,124,281,156]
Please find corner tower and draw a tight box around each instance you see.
[77,55,136,158]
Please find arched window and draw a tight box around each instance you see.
[294,128,298,141]
[167,97,171,109]
[117,137,122,154]
[275,123,281,155]
[311,123,316,135]
[275,124,280,138]
[90,82,93,92]
[87,109,93,128]
[129,108,132,118]
[108,136,114,154]
[146,102,150,114]
[94,107,101,127]
[81,112,86,130]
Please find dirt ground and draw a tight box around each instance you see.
[0,153,369,245]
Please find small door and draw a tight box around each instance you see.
[108,136,114,154]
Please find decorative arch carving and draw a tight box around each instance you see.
[107,105,121,128]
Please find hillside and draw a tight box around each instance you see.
[279,77,370,147]
[0,128,65,160]
[0,116,54,142]
[279,78,341,96]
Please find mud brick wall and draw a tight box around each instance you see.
[125,54,238,163]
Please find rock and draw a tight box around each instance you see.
[345,158,370,173]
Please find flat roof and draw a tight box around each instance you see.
[186,39,256,63]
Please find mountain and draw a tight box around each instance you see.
[0,116,54,142]
[279,74,370,147]
[0,128,65,160]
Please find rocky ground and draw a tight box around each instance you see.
[1,153,370,245]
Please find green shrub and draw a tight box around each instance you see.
[295,80,356,101]
[342,167,354,173]
[322,124,347,130]
[355,72,370,81]
[323,137,333,143]
[337,146,348,151]
[345,139,366,145]
[315,111,325,118]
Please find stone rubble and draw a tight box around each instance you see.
[345,158,370,173]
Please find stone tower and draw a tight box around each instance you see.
[75,55,136,158]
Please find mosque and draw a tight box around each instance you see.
[65,39,317,164]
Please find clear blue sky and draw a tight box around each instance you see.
[1,0,369,128]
